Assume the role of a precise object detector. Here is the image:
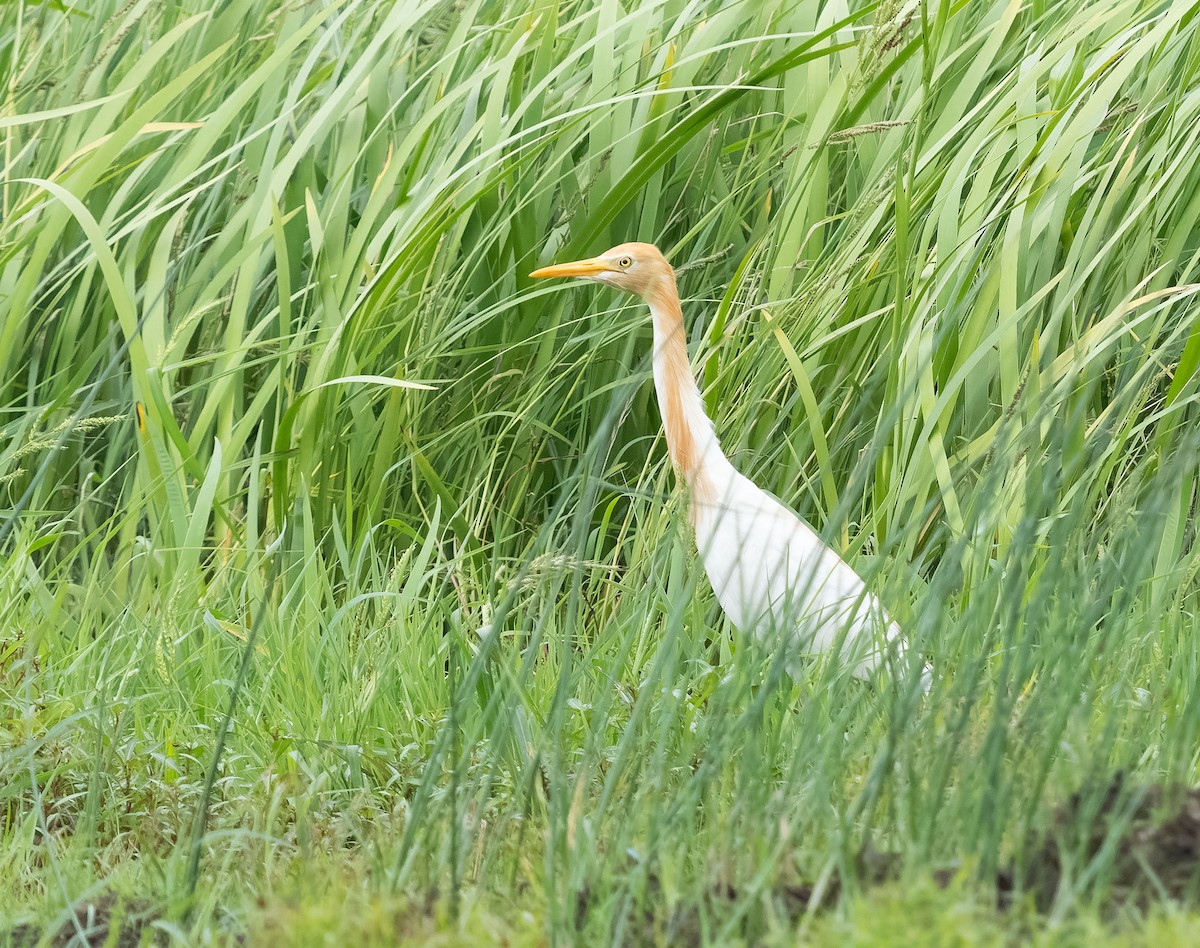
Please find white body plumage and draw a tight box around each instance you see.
[692,465,905,678]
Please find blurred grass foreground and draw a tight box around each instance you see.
[4,0,1200,943]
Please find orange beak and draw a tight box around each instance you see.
[529,256,611,279]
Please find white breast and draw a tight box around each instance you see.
[692,465,906,680]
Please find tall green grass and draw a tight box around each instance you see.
[3,0,1200,942]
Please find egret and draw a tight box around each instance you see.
[531,242,923,683]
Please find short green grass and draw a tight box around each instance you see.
[3,0,1200,943]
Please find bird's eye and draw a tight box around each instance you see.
[618,256,633,269]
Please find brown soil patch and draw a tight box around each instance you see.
[1023,773,1200,911]
[7,893,159,947]
[575,776,1200,942]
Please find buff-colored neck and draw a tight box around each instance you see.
[646,274,730,512]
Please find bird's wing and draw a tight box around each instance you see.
[694,469,901,676]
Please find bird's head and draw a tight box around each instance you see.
[530,242,674,300]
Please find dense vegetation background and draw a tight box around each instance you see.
[3,0,1200,943]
